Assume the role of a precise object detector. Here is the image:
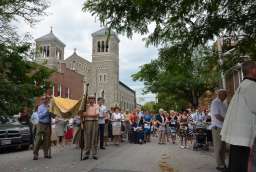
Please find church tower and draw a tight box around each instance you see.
[35,28,65,69]
[90,28,120,108]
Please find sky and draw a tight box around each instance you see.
[16,0,158,104]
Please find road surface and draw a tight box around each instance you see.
[0,138,218,172]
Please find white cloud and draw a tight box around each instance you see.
[16,0,158,104]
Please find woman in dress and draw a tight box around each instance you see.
[156,109,166,144]
[179,110,189,149]
[169,111,178,144]
[55,117,66,147]
[111,107,123,145]
[64,118,73,145]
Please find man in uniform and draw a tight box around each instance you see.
[33,96,51,160]
[82,95,99,160]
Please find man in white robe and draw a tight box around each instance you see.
[221,61,256,172]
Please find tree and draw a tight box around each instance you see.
[0,0,50,115]
[0,0,49,43]
[132,46,220,108]
[0,43,53,115]
[142,101,157,112]
[83,0,255,108]
[84,0,255,52]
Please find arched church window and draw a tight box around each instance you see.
[99,75,102,82]
[43,46,46,58]
[72,61,76,70]
[46,46,50,57]
[97,41,101,52]
[106,41,109,52]
[101,41,105,52]
[103,74,106,82]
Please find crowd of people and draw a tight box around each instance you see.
[27,61,256,172]
[30,96,213,159]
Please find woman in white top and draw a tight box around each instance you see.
[111,107,123,145]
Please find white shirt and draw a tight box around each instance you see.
[111,112,122,127]
[192,112,205,122]
[98,105,107,124]
[221,79,256,147]
[30,112,38,125]
[210,97,227,128]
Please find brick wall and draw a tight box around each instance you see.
[49,63,84,100]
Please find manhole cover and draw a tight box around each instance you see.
[89,169,142,172]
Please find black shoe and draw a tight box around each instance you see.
[44,155,52,159]
[92,156,98,160]
[216,167,227,172]
[82,156,89,160]
[100,147,106,150]
[33,156,38,160]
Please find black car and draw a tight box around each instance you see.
[0,116,31,151]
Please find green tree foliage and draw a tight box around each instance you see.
[83,0,255,108]
[0,43,53,115]
[0,0,49,43]
[0,0,51,115]
[84,0,255,50]
[142,101,157,112]
[133,46,220,108]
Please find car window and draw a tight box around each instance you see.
[0,116,18,124]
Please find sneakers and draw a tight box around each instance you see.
[180,145,185,149]
[100,147,106,150]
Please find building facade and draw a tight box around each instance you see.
[49,63,84,100]
[35,28,136,111]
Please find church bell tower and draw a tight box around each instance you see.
[90,28,120,108]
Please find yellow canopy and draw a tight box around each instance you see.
[49,96,85,118]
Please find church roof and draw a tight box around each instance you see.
[35,30,65,47]
[92,28,120,42]
[65,49,91,64]
[119,81,136,94]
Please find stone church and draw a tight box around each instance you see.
[35,28,136,111]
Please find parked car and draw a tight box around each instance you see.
[0,115,31,151]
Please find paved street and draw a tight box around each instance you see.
[0,138,218,172]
